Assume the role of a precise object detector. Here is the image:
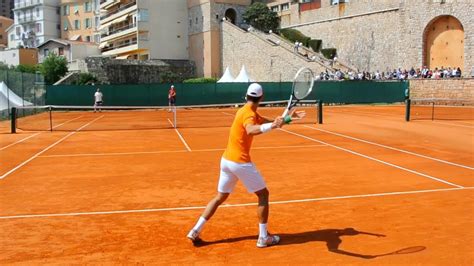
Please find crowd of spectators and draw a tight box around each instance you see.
[317,66,463,81]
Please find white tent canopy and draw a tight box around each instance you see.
[0,82,33,111]
[233,65,253,83]
[217,66,235,83]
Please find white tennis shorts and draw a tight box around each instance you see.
[218,157,267,193]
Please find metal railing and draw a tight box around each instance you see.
[14,0,42,9]
[101,39,138,52]
[101,23,136,38]
[101,1,136,20]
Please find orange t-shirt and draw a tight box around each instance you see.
[223,104,264,163]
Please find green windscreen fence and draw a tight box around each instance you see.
[46,81,408,106]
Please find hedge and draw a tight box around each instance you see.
[280,28,311,47]
[183,77,218,83]
[308,39,322,52]
[321,48,337,59]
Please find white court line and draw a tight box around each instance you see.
[0,186,472,220]
[304,126,474,171]
[0,133,40,151]
[279,128,464,188]
[0,116,103,180]
[38,144,327,158]
[168,118,191,152]
[0,116,84,151]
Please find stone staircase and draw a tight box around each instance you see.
[248,26,358,74]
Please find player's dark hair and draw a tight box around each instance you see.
[246,95,262,103]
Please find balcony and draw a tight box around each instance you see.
[101,39,141,56]
[18,16,36,24]
[14,0,42,10]
[101,1,136,21]
[101,23,137,42]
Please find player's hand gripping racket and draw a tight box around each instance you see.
[282,67,314,123]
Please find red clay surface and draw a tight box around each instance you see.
[1,105,473,264]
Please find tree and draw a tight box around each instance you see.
[16,64,40,74]
[40,53,68,84]
[243,2,280,32]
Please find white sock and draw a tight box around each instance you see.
[259,223,268,238]
[192,216,207,233]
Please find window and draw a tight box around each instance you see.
[58,47,64,55]
[74,19,80,30]
[74,4,79,14]
[0,34,2,40]
[137,9,149,22]
[271,6,279,12]
[10,33,14,41]
[84,1,92,12]
[85,18,91,28]
[95,16,99,28]
[86,35,91,42]
[63,19,68,30]
[35,23,41,33]
[44,48,49,57]
[281,3,289,11]
[94,34,100,43]
[16,26,20,35]
[63,5,69,15]
[36,7,39,17]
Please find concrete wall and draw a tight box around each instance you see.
[141,0,189,60]
[278,0,473,76]
[410,79,474,104]
[0,48,37,66]
[221,21,325,81]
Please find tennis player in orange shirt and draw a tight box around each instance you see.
[187,83,305,248]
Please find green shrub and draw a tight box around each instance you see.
[280,28,311,47]
[160,71,182,83]
[308,39,322,52]
[183,77,218,83]
[16,64,40,73]
[72,73,97,85]
[321,48,337,59]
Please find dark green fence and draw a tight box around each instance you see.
[46,81,408,106]
[0,69,46,120]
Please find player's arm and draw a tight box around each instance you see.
[245,116,283,135]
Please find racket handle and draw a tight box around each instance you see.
[282,108,289,117]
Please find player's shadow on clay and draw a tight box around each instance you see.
[195,228,425,259]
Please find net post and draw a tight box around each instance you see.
[317,100,323,124]
[49,106,53,132]
[405,99,411,122]
[11,107,16,134]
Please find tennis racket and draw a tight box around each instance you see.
[282,67,315,118]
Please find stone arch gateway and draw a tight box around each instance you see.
[423,15,465,71]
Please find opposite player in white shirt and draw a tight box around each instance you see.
[94,88,103,113]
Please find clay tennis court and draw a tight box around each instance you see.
[1,105,473,264]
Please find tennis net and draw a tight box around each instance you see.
[11,101,322,133]
[405,98,474,121]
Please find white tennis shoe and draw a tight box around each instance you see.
[257,234,280,248]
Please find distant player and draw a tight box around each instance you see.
[94,88,103,113]
[168,85,176,112]
[187,83,305,248]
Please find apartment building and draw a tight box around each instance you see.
[60,0,100,43]
[99,0,188,60]
[0,16,14,47]
[0,0,14,19]
[10,0,61,48]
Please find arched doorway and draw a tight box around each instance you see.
[423,15,464,71]
[225,8,237,24]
